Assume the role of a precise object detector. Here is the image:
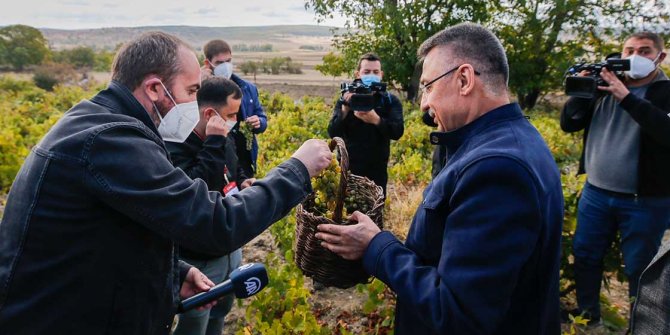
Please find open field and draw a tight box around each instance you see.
[41,25,338,51]
[4,48,348,101]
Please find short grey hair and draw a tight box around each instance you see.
[112,31,192,91]
[418,23,509,94]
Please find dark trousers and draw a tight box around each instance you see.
[572,182,670,321]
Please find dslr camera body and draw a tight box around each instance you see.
[340,79,388,111]
[565,55,630,99]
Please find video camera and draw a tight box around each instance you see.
[340,79,388,111]
[564,54,630,99]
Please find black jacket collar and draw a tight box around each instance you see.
[90,80,160,137]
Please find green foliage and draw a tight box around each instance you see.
[0,24,50,70]
[298,45,325,51]
[239,60,260,77]
[236,252,329,335]
[0,75,36,93]
[308,0,669,108]
[52,46,96,68]
[490,0,668,109]
[599,294,628,330]
[239,57,303,76]
[255,93,330,176]
[356,279,395,334]
[0,77,96,190]
[51,47,113,71]
[307,0,491,100]
[233,44,274,52]
[315,52,348,79]
[528,112,581,167]
[388,107,432,185]
[32,62,78,91]
[93,50,115,72]
[562,314,588,335]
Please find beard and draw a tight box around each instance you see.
[154,96,175,119]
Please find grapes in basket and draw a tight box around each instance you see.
[308,151,372,221]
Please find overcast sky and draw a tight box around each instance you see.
[0,0,346,29]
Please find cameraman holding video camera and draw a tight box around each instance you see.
[328,53,404,196]
[561,32,670,326]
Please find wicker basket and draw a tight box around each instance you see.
[294,137,384,289]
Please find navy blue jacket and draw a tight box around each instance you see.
[363,103,563,334]
[231,74,267,176]
[0,81,311,334]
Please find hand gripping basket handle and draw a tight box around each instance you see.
[329,137,349,223]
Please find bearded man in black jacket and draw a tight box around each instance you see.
[0,32,332,334]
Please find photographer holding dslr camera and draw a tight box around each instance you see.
[561,31,670,327]
[328,53,404,196]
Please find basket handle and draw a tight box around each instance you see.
[329,137,349,223]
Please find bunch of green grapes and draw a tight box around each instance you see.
[344,190,371,216]
[311,153,341,218]
[238,122,254,151]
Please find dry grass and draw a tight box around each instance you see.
[383,182,426,242]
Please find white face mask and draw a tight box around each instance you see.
[224,120,238,131]
[154,82,199,143]
[625,54,660,80]
[213,62,233,79]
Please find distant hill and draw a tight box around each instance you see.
[40,25,338,51]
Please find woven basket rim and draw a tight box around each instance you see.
[294,137,385,288]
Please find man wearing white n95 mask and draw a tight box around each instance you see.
[562,31,670,327]
[0,32,332,334]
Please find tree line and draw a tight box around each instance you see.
[0,25,115,72]
[238,57,304,81]
[307,0,669,109]
[0,25,117,90]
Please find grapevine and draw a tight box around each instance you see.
[238,121,254,151]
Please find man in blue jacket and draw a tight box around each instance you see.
[317,23,563,334]
[202,39,268,178]
[0,32,332,334]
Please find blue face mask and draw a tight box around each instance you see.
[360,74,381,86]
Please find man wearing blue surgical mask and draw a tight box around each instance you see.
[202,39,267,180]
[562,31,670,328]
[328,53,404,197]
[167,77,253,335]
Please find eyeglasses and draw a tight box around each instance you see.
[419,65,480,95]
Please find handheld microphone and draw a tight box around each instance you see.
[178,263,268,313]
